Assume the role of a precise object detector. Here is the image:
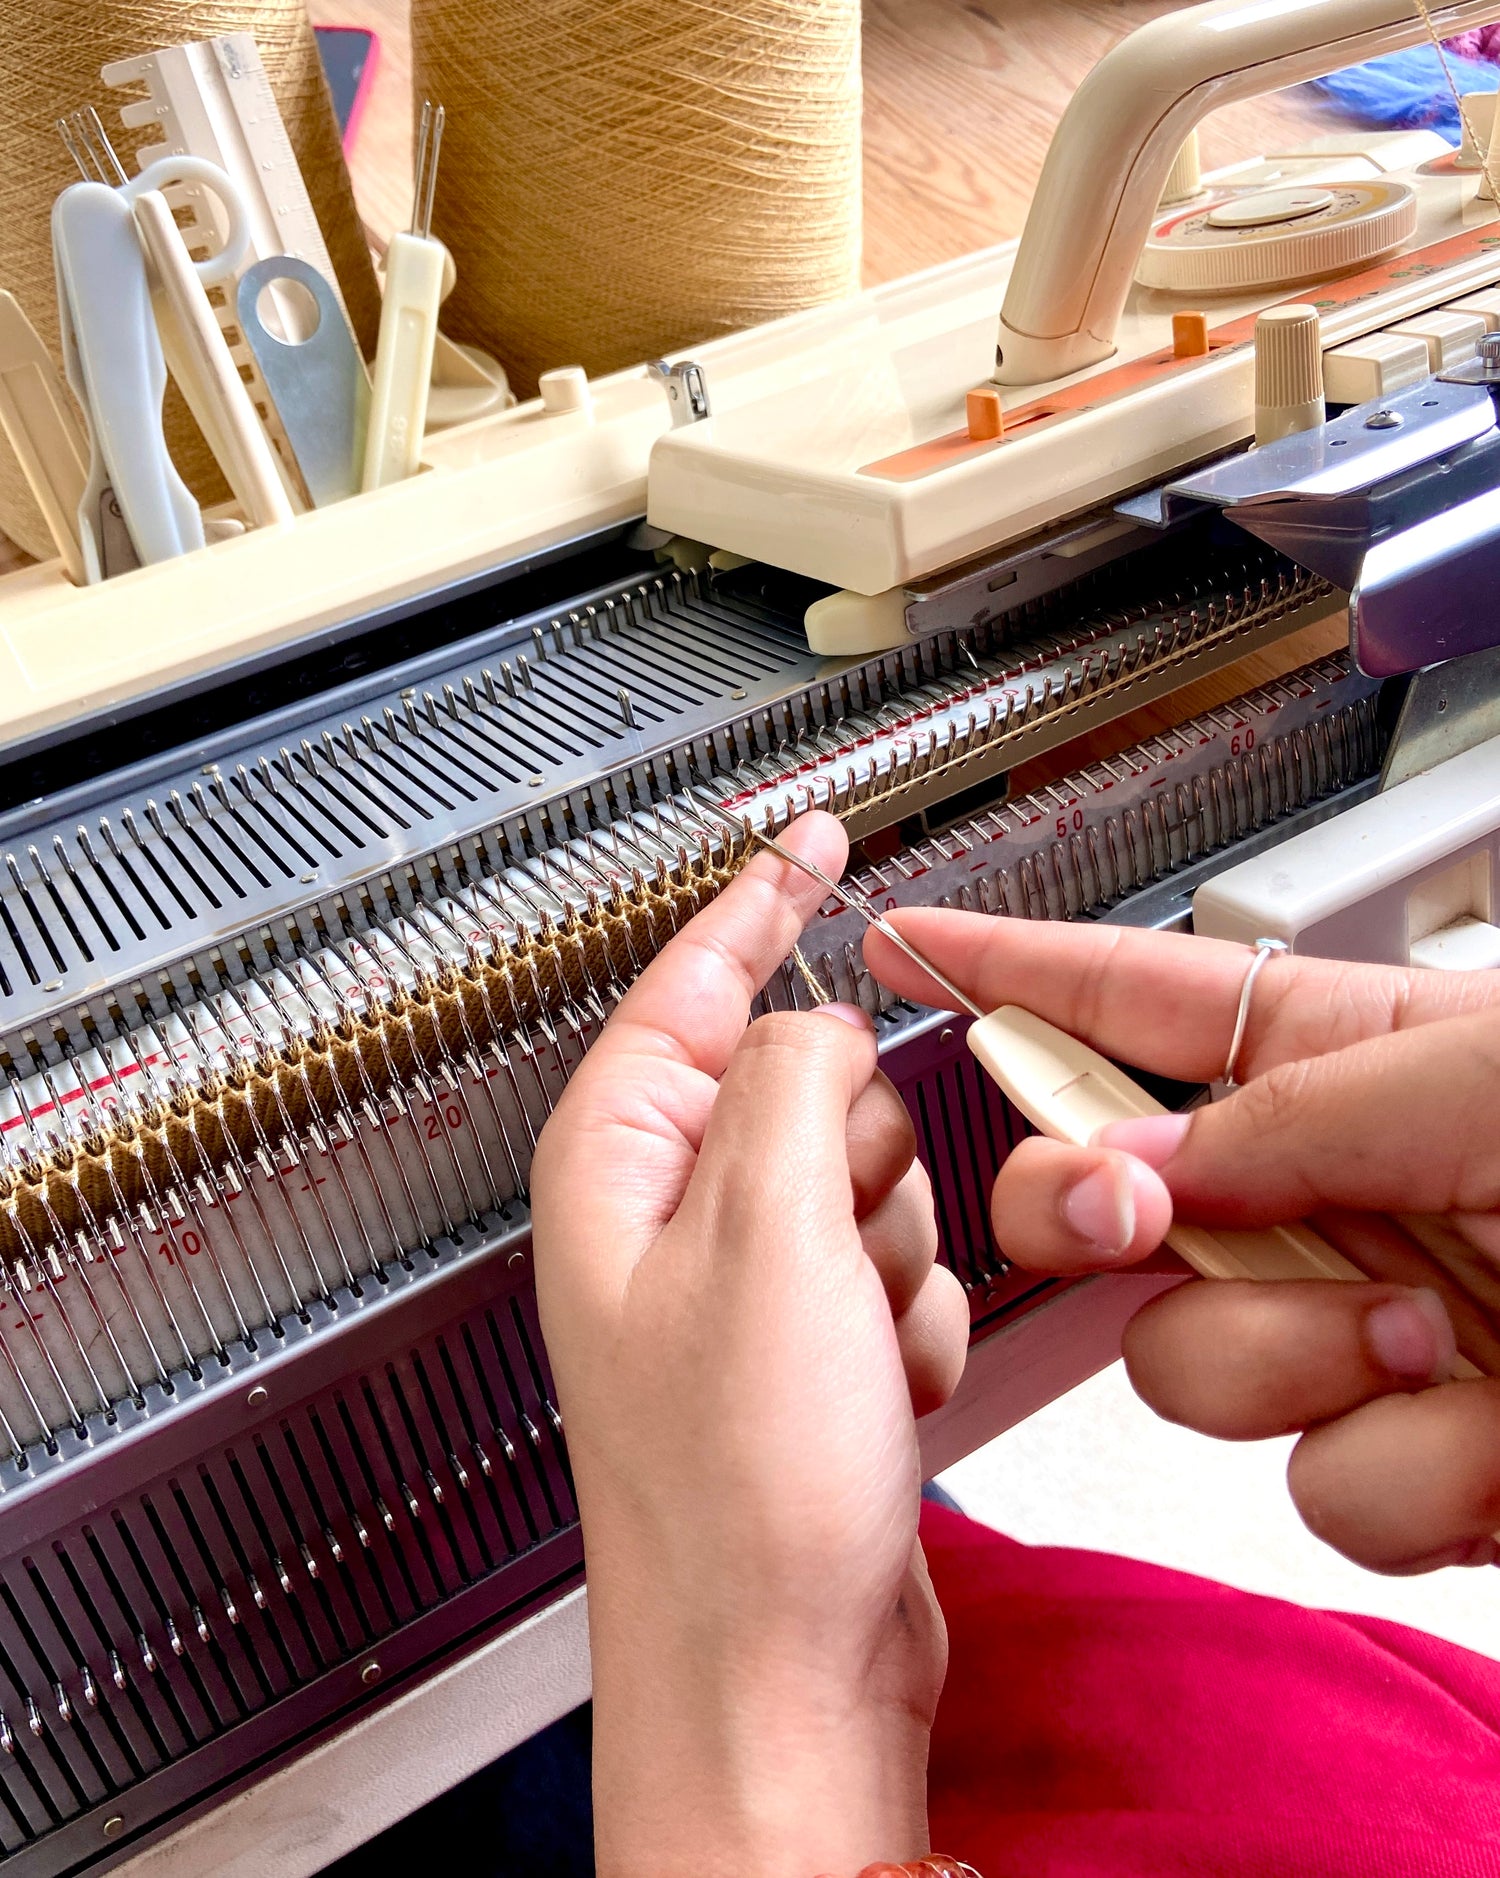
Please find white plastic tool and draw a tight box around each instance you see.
[362,102,448,492]
[963,1004,1362,1283]
[53,180,199,579]
[55,115,267,577]
[0,291,89,582]
[61,108,294,533]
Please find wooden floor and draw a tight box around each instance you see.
[0,1,1341,584]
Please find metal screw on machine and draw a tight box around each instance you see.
[1364,408,1402,430]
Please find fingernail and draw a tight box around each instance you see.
[1062,1162,1135,1257]
[815,1001,872,1030]
[1095,1113,1191,1170]
[1363,1289,1457,1384]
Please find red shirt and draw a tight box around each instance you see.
[922,1503,1500,1876]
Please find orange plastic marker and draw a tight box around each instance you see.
[965,386,1006,442]
[1172,311,1210,359]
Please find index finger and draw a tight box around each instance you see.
[579,809,850,1082]
[866,910,1500,1085]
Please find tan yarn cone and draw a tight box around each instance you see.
[0,0,380,562]
[412,0,862,402]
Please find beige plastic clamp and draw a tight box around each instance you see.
[994,0,1500,387]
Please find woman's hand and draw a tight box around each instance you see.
[867,911,1500,1576]
[531,812,969,1878]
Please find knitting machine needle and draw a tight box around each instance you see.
[718,803,1383,1296]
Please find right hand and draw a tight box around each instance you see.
[865,911,1500,1576]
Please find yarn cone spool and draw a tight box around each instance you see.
[0,0,380,561]
[412,0,862,402]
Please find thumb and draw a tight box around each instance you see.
[1097,1009,1500,1227]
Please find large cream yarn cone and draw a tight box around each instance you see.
[412,0,862,402]
[0,0,380,561]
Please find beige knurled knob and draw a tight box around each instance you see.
[1159,131,1203,208]
[1254,305,1324,446]
[538,365,594,414]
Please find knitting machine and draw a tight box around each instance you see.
[2,0,1500,1872]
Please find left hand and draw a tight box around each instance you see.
[531,811,969,1878]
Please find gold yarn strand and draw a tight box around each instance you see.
[412,0,862,400]
[0,0,381,560]
[791,943,832,1003]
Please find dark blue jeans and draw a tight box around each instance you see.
[320,1704,596,1877]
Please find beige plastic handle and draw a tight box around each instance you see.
[967,1003,1363,1283]
[995,0,1500,386]
[132,190,296,530]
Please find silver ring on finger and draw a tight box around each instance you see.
[1222,937,1289,1089]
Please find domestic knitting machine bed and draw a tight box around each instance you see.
[1,2,1500,1872]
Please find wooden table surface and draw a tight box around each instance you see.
[0,0,1344,674]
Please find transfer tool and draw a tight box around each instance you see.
[363,218,512,431]
[60,108,294,532]
[362,101,449,490]
[0,290,89,581]
[238,255,369,506]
